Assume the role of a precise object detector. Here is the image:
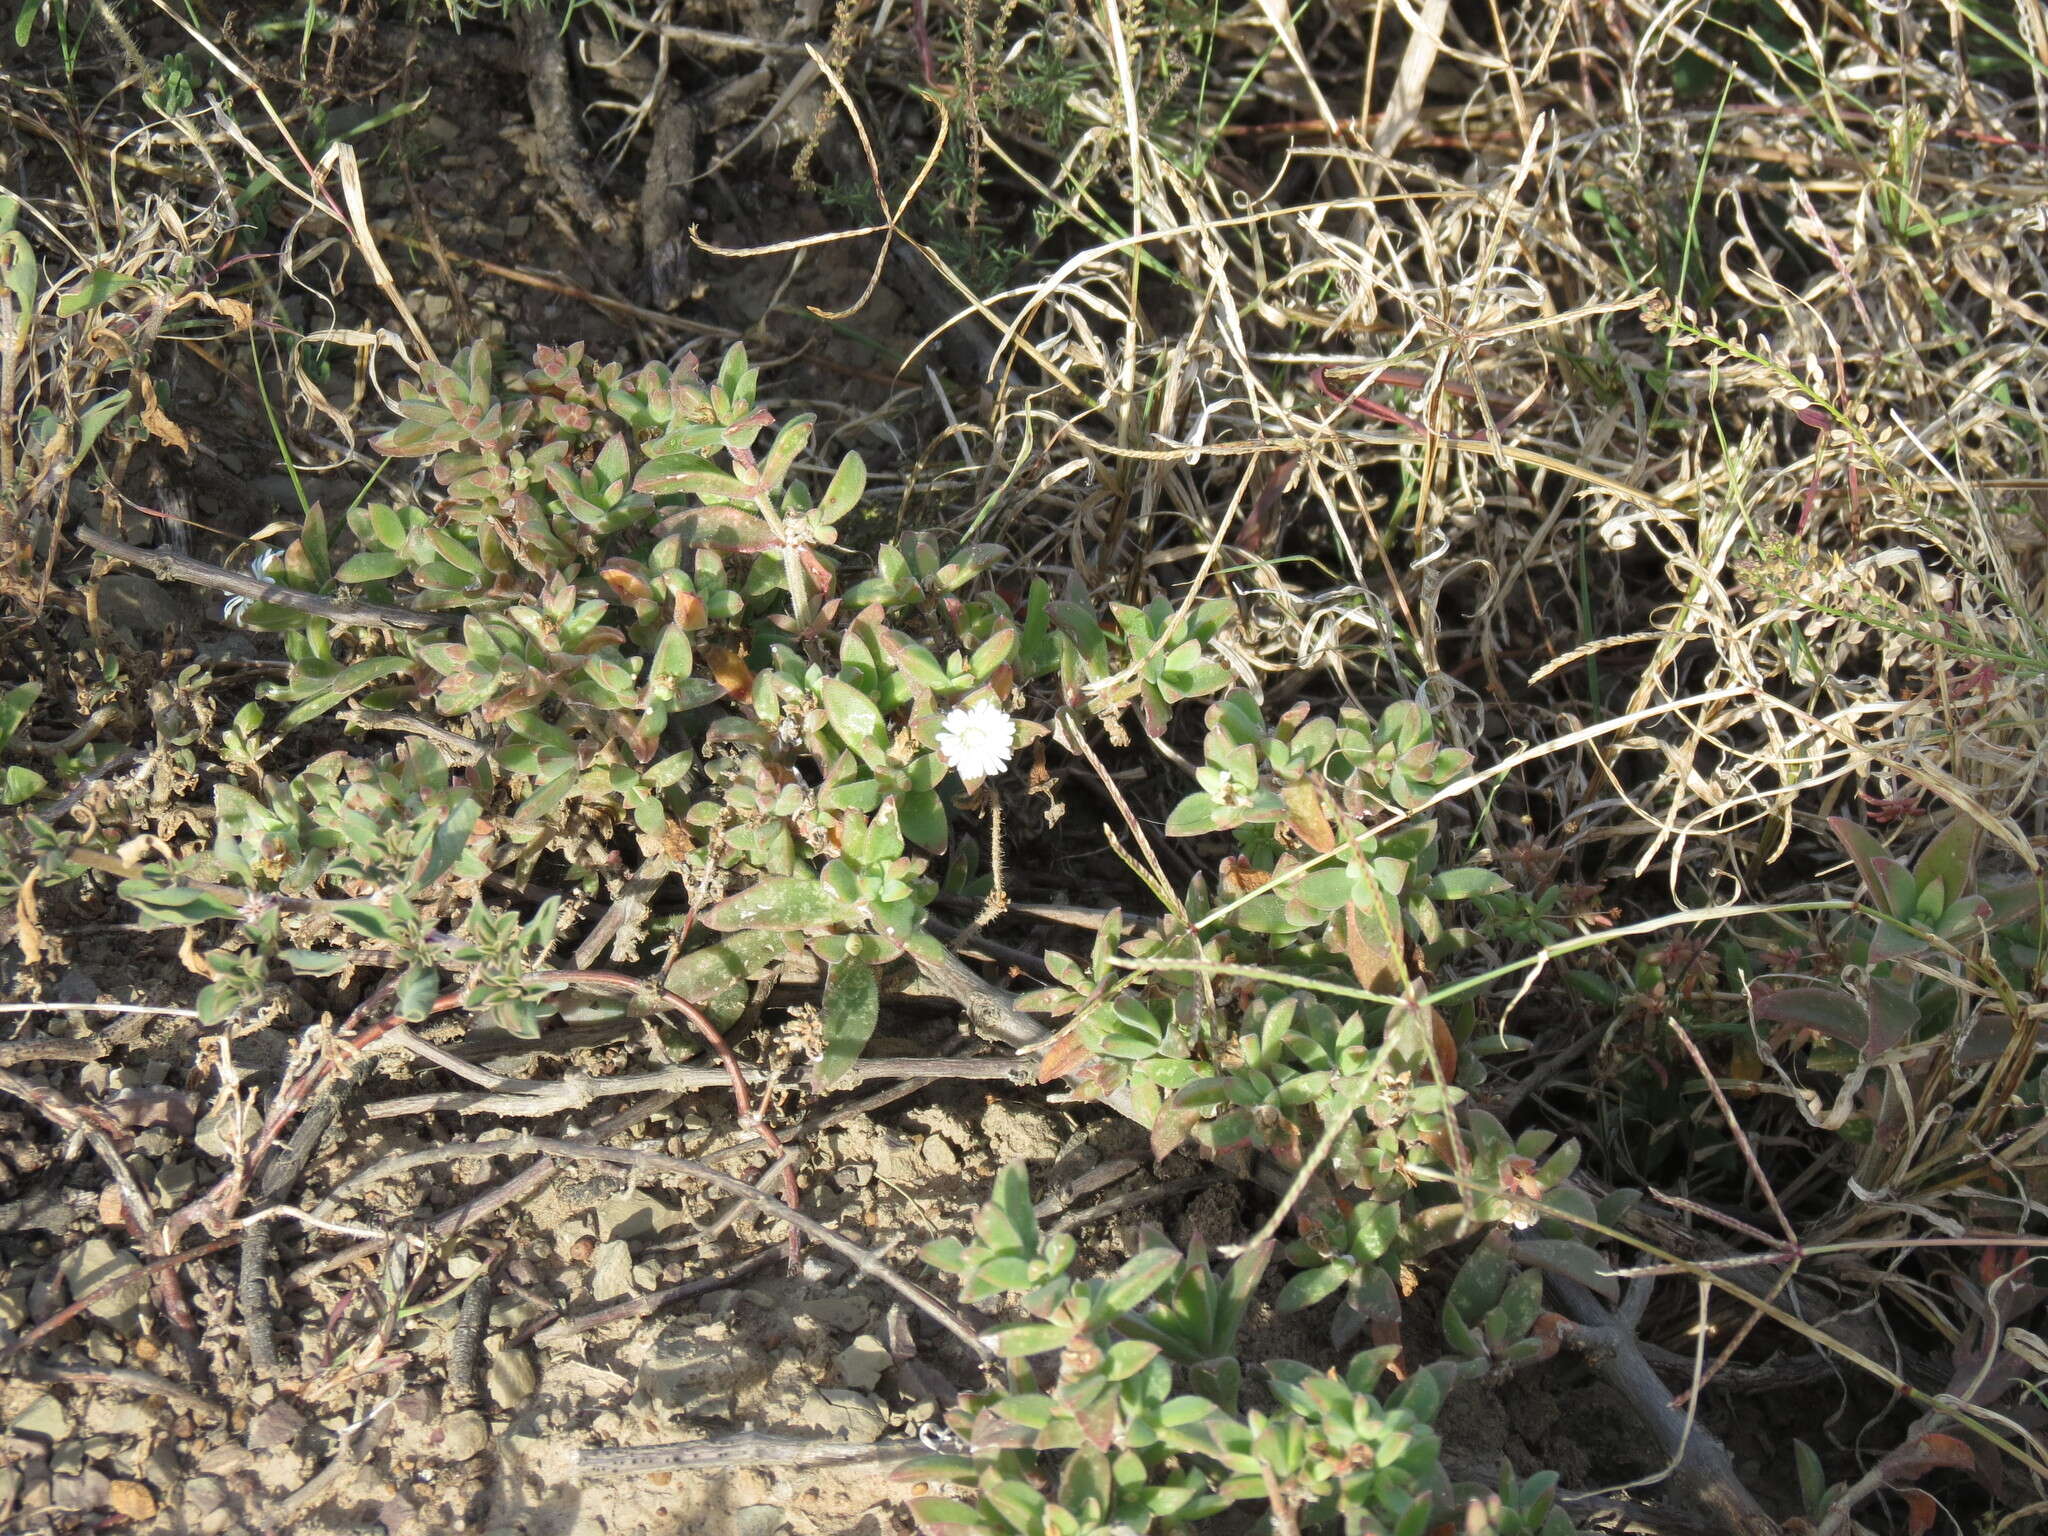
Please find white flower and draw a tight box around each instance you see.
[935,698,1015,780]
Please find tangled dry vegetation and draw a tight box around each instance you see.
[4,0,2048,1533]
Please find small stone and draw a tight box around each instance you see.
[0,1288,27,1330]
[589,1240,634,1302]
[196,1444,253,1477]
[10,1394,69,1442]
[438,1410,490,1462]
[150,1160,200,1206]
[57,1239,148,1332]
[47,1466,110,1514]
[107,1480,156,1520]
[920,1136,959,1173]
[596,1192,678,1243]
[733,1506,786,1536]
[797,1296,868,1332]
[636,1321,762,1414]
[245,1399,306,1453]
[796,1388,886,1444]
[181,1475,228,1516]
[487,1342,537,1410]
[83,1398,152,1438]
[193,1098,261,1162]
[143,1440,180,1488]
[835,1335,891,1392]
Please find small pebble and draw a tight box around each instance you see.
[439,1410,490,1462]
[590,1240,634,1302]
[10,1394,70,1442]
[488,1342,538,1410]
[245,1399,306,1453]
[597,1192,678,1243]
[57,1239,148,1333]
[107,1480,157,1520]
[835,1335,892,1392]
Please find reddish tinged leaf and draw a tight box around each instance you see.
[1429,1005,1458,1082]
[1902,1490,1937,1535]
[1343,903,1401,993]
[1910,1433,1974,1470]
[650,505,774,550]
[1281,782,1336,853]
[1881,1430,1975,1485]
[1151,1094,1204,1161]
[704,646,753,698]
[1036,1029,1095,1084]
[598,561,653,604]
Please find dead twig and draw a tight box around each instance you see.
[363,1052,1034,1120]
[536,969,805,1262]
[290,1091,678,1285]
[14,1359,225,1420]
[0,1235,241,1367]
[517,5,623,241]
[447,1248,499,1409]
[74,526,439,631]
[1550,1275,1779,1536]
[577,1431,931,1476]
[239,1063,364,1375]
[0,1005,168,1066]
[0,1067,201,1351]
[529,1245,780,1345]
[378,1130,992,1361]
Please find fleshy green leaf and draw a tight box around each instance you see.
[817,959,878,1086]
[819,677,888,764]
[0,765,45,804]
[703,877,857,933]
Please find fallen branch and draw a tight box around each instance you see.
[363,1052,1034,1120]
[578,1431,933,1476]
[1550,1275,1779,1536]
[75,526,438,631]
